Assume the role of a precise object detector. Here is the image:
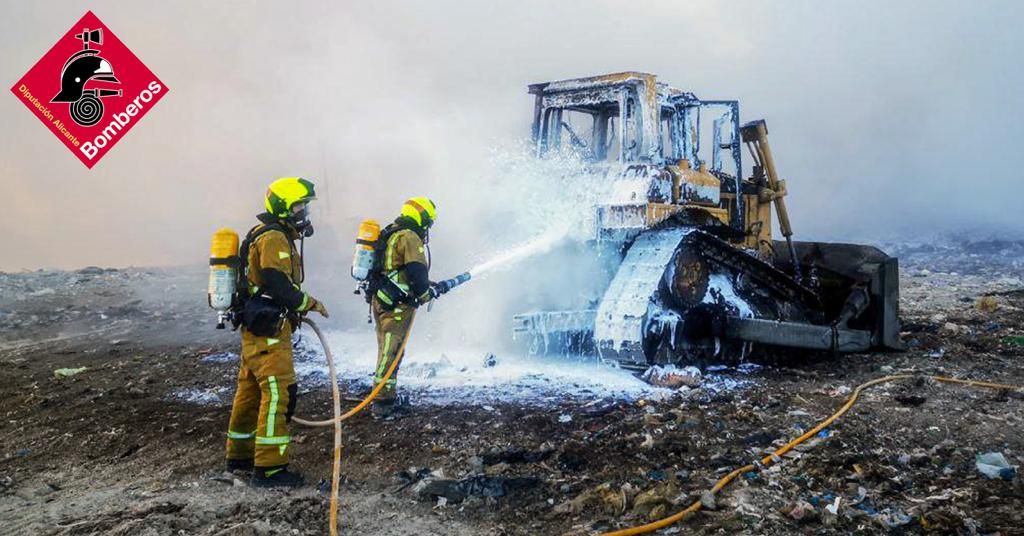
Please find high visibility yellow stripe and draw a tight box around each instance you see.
[255,435,290,445]
[278,251,291,259]
[375,333,392,381]
[267,376,279,437]
[376,290,393,305]
[227,430,255,440]
[385,232,402,271]
[299,293,310,311]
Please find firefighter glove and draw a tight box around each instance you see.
[309,297,330,318]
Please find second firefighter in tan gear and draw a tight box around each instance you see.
[370,197,447,417]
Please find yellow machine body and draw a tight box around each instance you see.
[208,228,240,321]
[351,219,381,281]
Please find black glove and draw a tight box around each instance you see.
[429,280,452,299]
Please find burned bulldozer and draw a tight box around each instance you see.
[512,72,901,369]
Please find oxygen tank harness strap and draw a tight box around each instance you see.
[209,256,241,267]
[365,224,417,309]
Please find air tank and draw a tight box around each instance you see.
[351,219,380,280]
[209,228,240,328]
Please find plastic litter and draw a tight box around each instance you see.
[1003,335,1024,346]
[975,452,1017,480]
[53,367,87,378]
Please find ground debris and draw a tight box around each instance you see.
[3,249,1024,535]
[416,475,540,503]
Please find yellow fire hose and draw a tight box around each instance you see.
[600,374,1024,536]
[294,315,417,536]
[293,317,1022,536]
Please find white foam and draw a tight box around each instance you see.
[291,327,660,406]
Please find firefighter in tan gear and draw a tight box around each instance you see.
[225,177,329,487]
[368,197,452,419]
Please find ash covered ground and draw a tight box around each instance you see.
[2,237,1024,535]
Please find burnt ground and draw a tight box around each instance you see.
[2,240,1024,535]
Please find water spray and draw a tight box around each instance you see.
[466,227,569,279]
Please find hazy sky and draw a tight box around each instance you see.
[2,0,1023,272]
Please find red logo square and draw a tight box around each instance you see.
[10,11,168,168]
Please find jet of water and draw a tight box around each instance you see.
[467,226,570,279]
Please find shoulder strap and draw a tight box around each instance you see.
[372,224,404,273]
[237,222,287,289]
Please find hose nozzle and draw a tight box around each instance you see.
[433,272,472,298]
[443,272,471,290]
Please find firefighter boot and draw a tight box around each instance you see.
[252,465,305,488]
[371,393,410,421]
[226,458,254,473]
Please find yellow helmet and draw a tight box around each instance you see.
[265,177,316,219]
[400,197,437,229]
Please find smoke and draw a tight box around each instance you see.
[2,1,1023,345]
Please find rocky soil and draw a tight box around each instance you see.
[1,238,1023,535]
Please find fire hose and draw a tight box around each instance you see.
[292,272,471,535]
[293,275,1022,536]
[600,374,1024,536]
[294,316,415,536]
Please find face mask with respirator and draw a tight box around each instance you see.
[289,202,314,237]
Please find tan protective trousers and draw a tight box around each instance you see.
[225,323,297,468]
[372,299,417,403]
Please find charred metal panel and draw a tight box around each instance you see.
[722,317,871,352]
[512,310,596,337]
[872,257,902,350]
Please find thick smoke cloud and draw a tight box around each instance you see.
[2,1,1022,344]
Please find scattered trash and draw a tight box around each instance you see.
[1003,335,1024,347]
[894,394,927,406]
[825,497,841,515]
[553,482,628,516]
[781,500,817,522]
[850,486,868,506]
[417,475,539,503]
[743,431,777,446]
[828,385,852,397]
[646,469,666,481]
[633,481,680,519]
[698,490,716,511]
[975,295,998,313]
[642,365,701,388]
[558,414,572,424]
[53,367,87,378]
[876,508,913,528]
[975,452,1017,480]
[578,398,618,417]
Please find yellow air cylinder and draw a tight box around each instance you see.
[351,219,380,281]
[208,228,240,327]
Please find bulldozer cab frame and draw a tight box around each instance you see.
[529,72,742,178]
